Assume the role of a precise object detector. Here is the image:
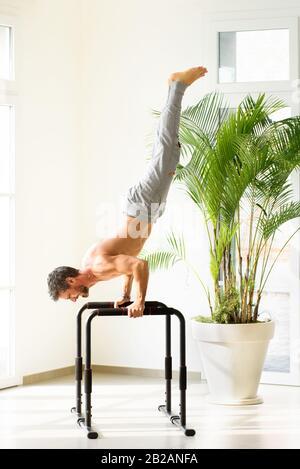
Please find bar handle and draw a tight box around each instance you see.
[94,305,169,316]
[84,301,114,309]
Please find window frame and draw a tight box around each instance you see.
[0,14,17,94]
[0,12,20,388]
[204,16,299,95]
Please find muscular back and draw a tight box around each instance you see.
[81,216,152,273]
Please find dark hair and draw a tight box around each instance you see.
[47,266,79,301]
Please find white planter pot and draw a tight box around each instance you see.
[191,320,275,405]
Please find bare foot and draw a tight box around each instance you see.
[168,66,208,86]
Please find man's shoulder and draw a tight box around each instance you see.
[81,242,101,268]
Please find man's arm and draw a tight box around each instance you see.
[114,274,133,307]
[110,255,149,317]
[123,274,134,299]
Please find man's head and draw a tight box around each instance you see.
[47,266,90,302]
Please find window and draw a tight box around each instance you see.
[0,16,16,388]
[219,29,289,83]
[0,25,12,80]
[206,13,300,385]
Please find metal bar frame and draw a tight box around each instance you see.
[71,301,195,439]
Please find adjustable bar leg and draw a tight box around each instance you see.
[71,308,85,416]
[179,366,187,428]
[84,315,98,438]
[179,317,187,428]
[158,310,193,436]
[166,313,172,412]
[158,313,172,416]
[84,368,92,428]
[170,312,195,437]
[71,302,114,417]
[77,313,98,439]
[75,357,83,414]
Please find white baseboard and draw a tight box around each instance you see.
[22,365,201,385]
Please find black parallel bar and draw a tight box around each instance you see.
[169,309,187,429]
[180,366,187,391]
[73,301,168,434]
[83,302,115,309]
[158,308,195,436]
[75,358,82,380]
[73,301,195,438]
[165,357,172,379]
[84,369,92,394]
[81,302,168,424]
[165,314,172,413]
[93,305,168,316]
[84,311,98,436]
[73,302,114,415]
[74,304,88,415]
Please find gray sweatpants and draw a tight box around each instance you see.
[122,80,188,223]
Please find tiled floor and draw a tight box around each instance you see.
[0,373,300,449]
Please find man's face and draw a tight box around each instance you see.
[60,283,89,302]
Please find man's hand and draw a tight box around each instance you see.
[127,301,145,318]
[114,296,131,308]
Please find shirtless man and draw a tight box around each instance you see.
[47,66,208,317]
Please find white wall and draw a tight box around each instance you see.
[13,0,83,377]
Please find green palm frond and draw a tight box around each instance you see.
[237,93,286,135]
[217,137,274,223]
[267,116,300,165]
[260,202,300,240]
[140,231,187,272]
[175,93,289,227]
[251,173,294,216]
[181,91,229,144]
[166,231,186,260]
[141,250,182,272]
[176,166,206,212]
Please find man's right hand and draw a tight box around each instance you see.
[114,296,131,308]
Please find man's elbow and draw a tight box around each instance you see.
[134,259,148,274]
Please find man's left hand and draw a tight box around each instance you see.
[127,301,145,318]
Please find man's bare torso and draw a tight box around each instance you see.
[81,216,152,280]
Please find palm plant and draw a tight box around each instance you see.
[141,92,300,323]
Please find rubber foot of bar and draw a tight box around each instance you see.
[87,431,98,439]
[185,428,196,437]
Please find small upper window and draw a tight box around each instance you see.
[218,29,289,83]
[0,25,12,80]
